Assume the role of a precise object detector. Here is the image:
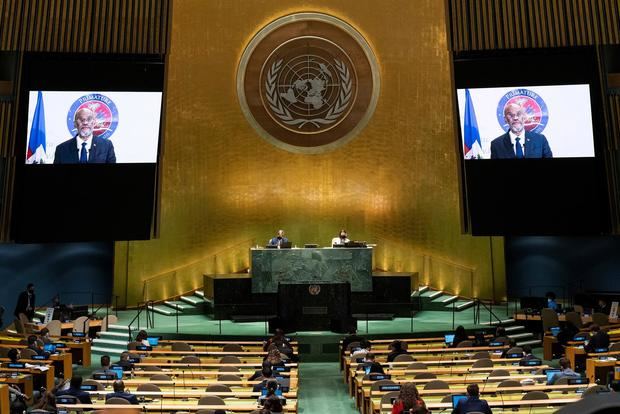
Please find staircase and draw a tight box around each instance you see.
[148,290,206,316]
[91,324,133,359]
[480,318,541,348]
[412,286,475,312]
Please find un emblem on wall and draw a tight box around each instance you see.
[237,13,380,153]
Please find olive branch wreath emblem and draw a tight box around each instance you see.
[265,58,352,129]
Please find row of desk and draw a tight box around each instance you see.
[341,336,594,414]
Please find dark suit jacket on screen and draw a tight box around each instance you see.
[54,135,116,164]
[490,131,553,159]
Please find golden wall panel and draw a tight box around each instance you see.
[114,0,505,306]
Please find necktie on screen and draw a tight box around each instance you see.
[515,137,524,158]
[80,142,87,163]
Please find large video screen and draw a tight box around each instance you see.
[456,84,594,159]
[12,53,165,242]
[452,47,610,236]
[25,91,162,164]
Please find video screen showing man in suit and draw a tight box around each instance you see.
[54,108,116,164]
[25,91,163,164]
[490,103,552,159]
[457,85,595,159]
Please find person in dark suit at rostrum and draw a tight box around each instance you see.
[267,230,288,247]
[54,107,116,164]
[14,283,35,320]
[490,103,553,159]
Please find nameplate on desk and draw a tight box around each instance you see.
[136,345,152,351]
[520,359,542,366]
[128,357,141,363]
[71,332,86,338]
[506,353,522,359]
[31,355,48,360]
[56,397,77,404]
[379,384,401,391]
[93,373,116,380]
[488,342,503,347]
[6,363,25,369]
[567,377,589,385]
[80,384,98,391]
[369,374,391,380]
[52,342,67,348]
[573,335,587,341]
[273,366,290,372]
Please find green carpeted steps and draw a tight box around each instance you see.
[148,304,174,316]
[147,291,207,316]
[480,318,541,347]
[414,287,474,312]
[453,299,475,311]
[91,324,132,359]
[424,294,459,311]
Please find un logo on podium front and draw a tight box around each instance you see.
[237,13,380,154]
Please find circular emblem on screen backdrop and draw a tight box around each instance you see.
[67,93,119,140]
[496,88,548,134]
[237,13,380,153]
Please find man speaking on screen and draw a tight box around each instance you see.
[54,108,116,164]
[490,103,552,159]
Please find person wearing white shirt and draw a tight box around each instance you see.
[331,229,350,246]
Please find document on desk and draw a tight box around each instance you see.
[25,364,49,371]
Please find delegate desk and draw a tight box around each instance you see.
[250,246,373,293]
[0,365,54,390]
[132,368,298,379]
[27,318,103,336]
[0,384,8,414]
[60,402,297,413]
[368,384,592,414]
[0,345,74,377]
[514,313,620,324]
[0,373,33,397]
[356,374,547,412]
[121,377,299,389]
[379,398,579,413]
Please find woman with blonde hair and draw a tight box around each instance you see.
[391,382,428,414]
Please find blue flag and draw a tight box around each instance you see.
[27,91,46,163]
[463,89,481,159]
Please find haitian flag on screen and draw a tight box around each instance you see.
[463,89,482,159]
[26,91,46,164]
